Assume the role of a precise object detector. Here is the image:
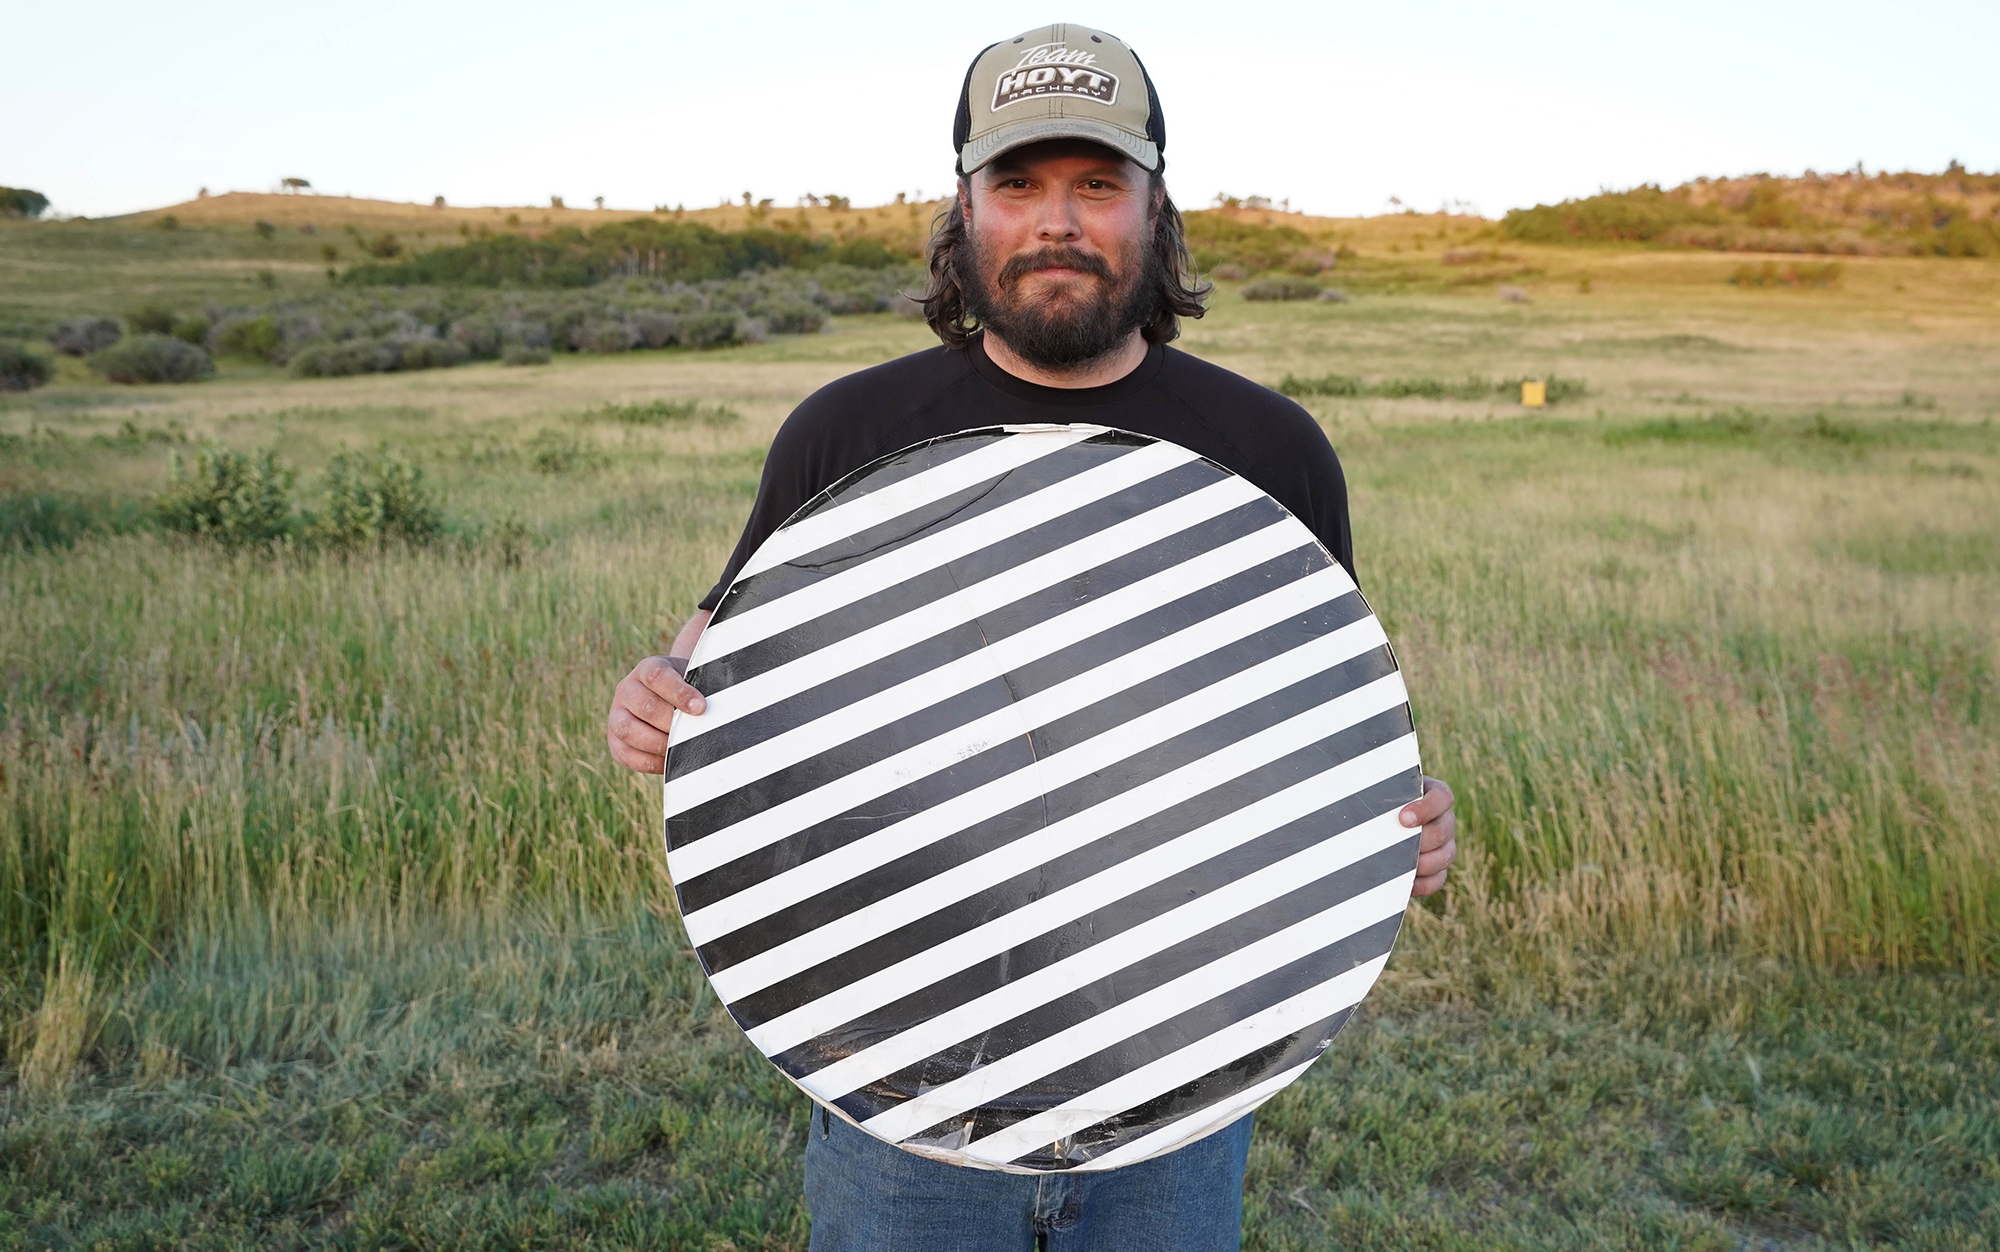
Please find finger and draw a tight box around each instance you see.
[1399,775,1455,829]
[617,671,702,729]
[1410,868,1449,898]
[1415,833,1456,879]
[606,730,665,775]
[608,705,670,757]
[634,656,707,717]
[1418,809,1456,854]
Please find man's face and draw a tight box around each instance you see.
[960,140,1161,371]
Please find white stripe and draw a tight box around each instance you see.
[675,478,1314,747]
[696,440,1205,664]
[668,565,1362,881]
[673,597,1390,935]
[860,878,1410,1146]
[738,427,1102,580]
[1073,1058,1317,1172]
[960,954,1390,1166]
[711,684,1413,1005]
[668,519,1310,811]
[787,800,1415,1090]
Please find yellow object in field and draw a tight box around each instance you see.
[1521,379,1547,408]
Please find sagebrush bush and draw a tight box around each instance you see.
[502,344,551,366]
[171,314,212,346]
[51,317,121,356]
[289,336,468,378]
[0,341,56,392]
[308,446,444,550]
[87,334,215,384]
[153,446,297,547]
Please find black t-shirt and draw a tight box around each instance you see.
[699,334,1353,610]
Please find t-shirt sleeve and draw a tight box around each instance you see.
[697,400,839,611]
[1297,423,1356,586]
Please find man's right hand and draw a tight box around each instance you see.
[607,655,706,774]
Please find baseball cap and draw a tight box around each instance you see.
[954,23,1165,175]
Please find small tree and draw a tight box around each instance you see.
[308,446,443,550]
[0,187,50,219]
[154,446,296,547]
[282,177,311,193]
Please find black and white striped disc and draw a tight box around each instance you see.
[665,424,1421,1173]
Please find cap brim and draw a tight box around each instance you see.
[960,117,1159,174]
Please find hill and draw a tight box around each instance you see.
[117,191,949,257]
[1503,165,2000,256]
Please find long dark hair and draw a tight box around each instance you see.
[920,175,1211,350]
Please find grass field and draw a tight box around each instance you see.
[3,214,1998,1249]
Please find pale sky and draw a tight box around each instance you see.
[11,1,1999,221]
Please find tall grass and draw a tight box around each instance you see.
[1355,415,1999,975]
[2,383,1996,1089]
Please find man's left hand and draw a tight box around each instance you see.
[1399,776,1458,898]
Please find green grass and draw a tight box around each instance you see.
[3,222,1999,1247]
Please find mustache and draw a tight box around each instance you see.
[997,246,1115,288]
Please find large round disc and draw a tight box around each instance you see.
[665,424,1421,1172]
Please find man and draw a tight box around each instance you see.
[608,23,1458,1251]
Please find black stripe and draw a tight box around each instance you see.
[735,738,1416,1041]
[669,532,1327,778]
[776,834,1413,1103]
[867,912,1403,1138]
[668,586,1372,859]
[685,645,1402,947]
[718,436,1155,617]
[693,461,1274,693]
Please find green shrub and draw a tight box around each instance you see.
[1241,277,1322,302]
[502,344,551,366]
[1369,376,1489,399]
[529,431,599,474]
[307,446,444,550]
[1276,372,1589,403]
[1277,372,1364,397]
[52,317,121,356]
[339,218,909,288]
[0,340,55,392]
[127,303,178,335]
[153,446,297,547]
[1503,184,1718,243]
[0,491,145,547]
[171,314,212,346]
[88,334,215,384]
[582,399,740,426]
[216,315,281,361]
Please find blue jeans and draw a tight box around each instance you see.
[803,1104,1254,1252]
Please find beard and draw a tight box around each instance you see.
[960,217,1164,373]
